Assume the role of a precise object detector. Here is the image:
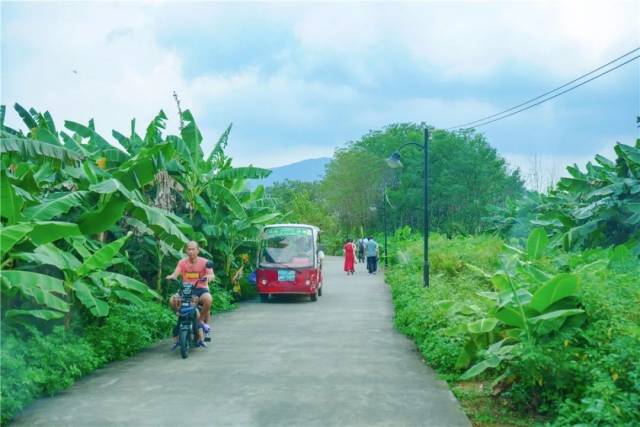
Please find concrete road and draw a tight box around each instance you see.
[12,256,470,427]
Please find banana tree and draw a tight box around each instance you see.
[452,229,585,380]
[2,231,158,327]
[165,109,281,288]
[532,141,640,251]
[1,106,190,324]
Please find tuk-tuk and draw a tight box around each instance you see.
[256,224,324,302]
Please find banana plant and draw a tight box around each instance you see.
[3,232,158,327]
[532,140,640,251]
[452,229,585,380]
[165,109,281,288]
[0,107,188,326]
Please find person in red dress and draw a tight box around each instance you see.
[343,238,356,275]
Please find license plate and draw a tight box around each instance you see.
[278,270,295,282]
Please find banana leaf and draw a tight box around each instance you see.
[0,223,34,259]
[23,191,88,221]
[0,270,69,312]
[77,233,131,277]
[1,132,83,162]
[72,279,109,316]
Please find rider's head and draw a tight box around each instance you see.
[186,241,199,260]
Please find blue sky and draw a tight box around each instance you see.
[2,1,638,188]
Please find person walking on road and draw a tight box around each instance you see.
[356,237,366,264]
[343,238,356,275]
[366,236,379,274]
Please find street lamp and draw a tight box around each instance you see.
[370,183,389,268]
[385,127,430,288]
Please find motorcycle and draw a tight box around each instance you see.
[171,261,214,359]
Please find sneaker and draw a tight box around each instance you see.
[196,340,207,348]
[205,329,212,342]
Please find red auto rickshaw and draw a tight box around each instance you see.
[256,224,324,302]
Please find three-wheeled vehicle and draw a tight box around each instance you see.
[256,224,324,302]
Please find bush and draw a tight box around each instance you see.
[210,284,237,312]
[385,234,640,425]
[84,303,175,362]
[0,326,100,424]
[0,301,180,424]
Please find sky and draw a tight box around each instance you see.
[2,0,639,188]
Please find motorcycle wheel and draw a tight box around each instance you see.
[179,329,189,359]
[192,317,199,345]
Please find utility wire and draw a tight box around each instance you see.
[446,47,640,130]
[457,55,640,130]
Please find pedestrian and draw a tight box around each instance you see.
[343,238,356,275]
[357,237,366,264]
[366,236,379,274]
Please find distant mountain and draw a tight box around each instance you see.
[253,157,332,187]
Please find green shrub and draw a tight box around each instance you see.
[0,302,179,424]
[386,234,640,425]
[236,276,258,301]
[1,333,39,425]
[0,326,100,424]
[84,303,175,362]
[210,284,237,312]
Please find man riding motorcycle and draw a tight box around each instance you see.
[166,241,215,347]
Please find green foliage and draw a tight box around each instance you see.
[0,102,277,423]
[266,180,341,254]
[486,138,640,253]
[210,283,237,312]
[321,123,524,237]
[1,326,100,425]
[0,301,180,424]
[385,233,640,425]
[84,303,175,361]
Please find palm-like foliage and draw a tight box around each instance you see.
[1,102,280,325]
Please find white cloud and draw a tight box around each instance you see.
[353,96,499,129]
[503,137,625,191]
[224,138,334,169]
[1,0,637,169]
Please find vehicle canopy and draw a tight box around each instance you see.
[258,224,321,269]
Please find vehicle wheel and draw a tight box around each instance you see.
[318,286,322,296]
[310,291,318,302]
[260,294,269,303]
[192,320,199,346]
[179,329,189,359]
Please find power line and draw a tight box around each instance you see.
[456,55,640,130]
[446,47,640,130]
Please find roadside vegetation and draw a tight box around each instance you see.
[383,137,640,425]
[2,98,637,427]
[0,102,279,423]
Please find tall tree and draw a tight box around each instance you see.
[320,123,524,236]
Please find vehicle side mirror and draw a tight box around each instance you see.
[317,250,325,260]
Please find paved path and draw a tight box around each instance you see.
[12,257,470,427]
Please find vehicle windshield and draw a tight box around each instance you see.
[259,227,314,268]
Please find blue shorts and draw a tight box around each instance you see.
[192,288,210,298]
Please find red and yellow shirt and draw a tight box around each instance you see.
[177,257,212,288]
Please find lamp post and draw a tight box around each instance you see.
[386,127,430,288]
[371,181,389,268]
[383,183,388,268]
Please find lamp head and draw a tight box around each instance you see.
[386,151,403,169]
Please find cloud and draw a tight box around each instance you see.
[1,0,638,171]
[503,137,625,190]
